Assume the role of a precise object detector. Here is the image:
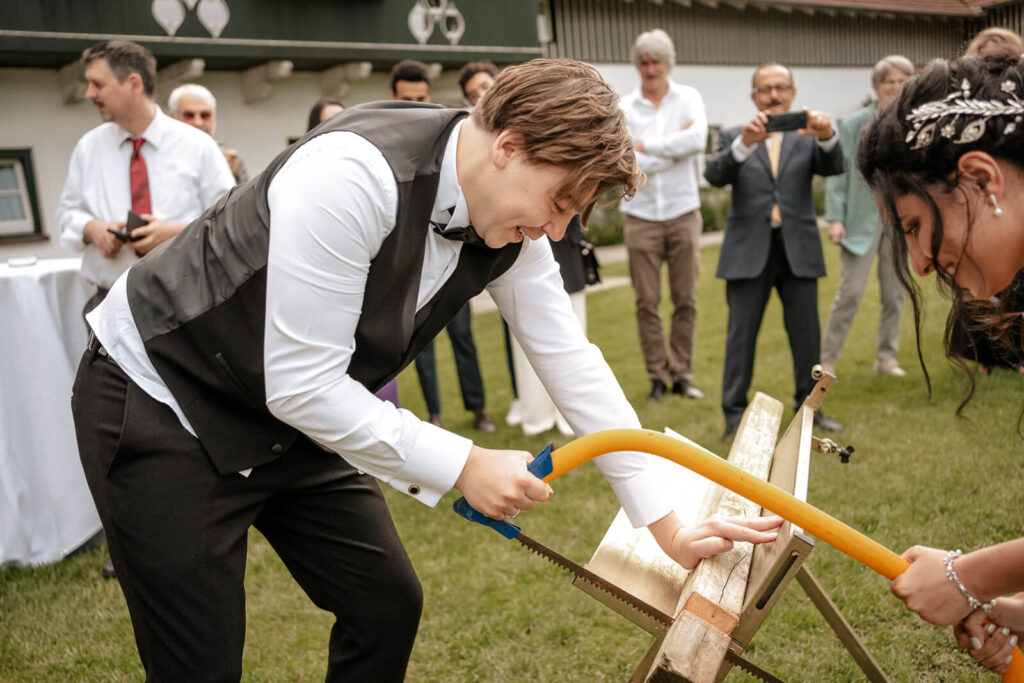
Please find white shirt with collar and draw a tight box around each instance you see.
[729,128,839,163]
[57,106,234,288]
[619,80,708,222]
[89,119,671,528]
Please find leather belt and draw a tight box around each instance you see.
[86,332,114,364]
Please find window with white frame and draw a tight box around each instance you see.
[0,150,43,242]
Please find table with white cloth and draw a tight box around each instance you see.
[0,257,101,567]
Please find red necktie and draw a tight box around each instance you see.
[130,137,151,215]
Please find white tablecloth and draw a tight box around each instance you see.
[0,257,101,567]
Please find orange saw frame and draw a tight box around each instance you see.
[544,428,1024,681]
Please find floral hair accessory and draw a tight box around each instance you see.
[905,78,1024,149]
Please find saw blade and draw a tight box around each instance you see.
[724,645,785,683]
[515,533,673,633]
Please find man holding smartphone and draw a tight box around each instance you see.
[57,40,234,580]
[704,62,844,439]
[57,40,234,315]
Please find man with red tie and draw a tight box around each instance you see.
[57,40,233,315]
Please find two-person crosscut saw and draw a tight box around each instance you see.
[453,430,1024,681]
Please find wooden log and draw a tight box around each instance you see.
[647,609,733,683]
[578,394,782,626]
[575,449,710,621]
[642,393,782,682]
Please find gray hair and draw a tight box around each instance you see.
[871,55,914,90]
[631,29,675,68]
[168,83,216,113]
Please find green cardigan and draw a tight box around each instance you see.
[824,102,879,257]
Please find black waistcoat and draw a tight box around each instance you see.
[125,102,522,474]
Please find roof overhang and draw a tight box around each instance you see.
[634,0,988,18]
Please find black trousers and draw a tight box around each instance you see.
[71,344,421,682]
[413,303,485,414]
[722,231,820,426]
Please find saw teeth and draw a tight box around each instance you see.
[524,548,665,623]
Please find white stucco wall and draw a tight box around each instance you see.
[0,65,469,260]
[0,61,873,260]
[1,68,97,260]
[597,63,876,130]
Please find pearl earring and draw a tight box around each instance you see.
[990,193,1004,217]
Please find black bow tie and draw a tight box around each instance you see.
[430,206,482,245]
[432,224,482,244]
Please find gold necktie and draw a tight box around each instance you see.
[768,132,782,225]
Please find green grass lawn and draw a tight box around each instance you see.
[2,239,1022,681]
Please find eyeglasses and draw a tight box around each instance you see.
[752,84,793,95]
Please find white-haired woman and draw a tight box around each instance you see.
[820,55,914,378]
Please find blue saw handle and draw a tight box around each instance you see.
[452,444,553,538]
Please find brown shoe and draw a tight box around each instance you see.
[473,410,496,433]
[428,413,443,427]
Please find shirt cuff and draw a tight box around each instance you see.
[58,220,89,252]
[817,132,839,151]
[387,421,473,507]
[731,136,756,163]
[606,462,673,528]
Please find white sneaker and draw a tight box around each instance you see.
[685,384,706,400]
[873,359,906,377]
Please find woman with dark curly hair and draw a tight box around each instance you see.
[859,53,1024,675]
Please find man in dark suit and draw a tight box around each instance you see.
[704,62,844,439]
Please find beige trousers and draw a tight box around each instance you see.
[624,210,703,384]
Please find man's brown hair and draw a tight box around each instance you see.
[471,58,643,222]
[82,40,157,98]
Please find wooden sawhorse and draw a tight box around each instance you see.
[574,375,886,681]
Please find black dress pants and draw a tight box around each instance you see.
[71,345,421,682]
[721,231,821,426]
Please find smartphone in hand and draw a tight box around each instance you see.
[765,111,807,133]
[106,210,148,242]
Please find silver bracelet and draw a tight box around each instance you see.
[944,549,997,617]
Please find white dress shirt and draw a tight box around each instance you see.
[729,128,839,163]
[619,81,708,221]
[57,107,234,288]
[89,120,671,528]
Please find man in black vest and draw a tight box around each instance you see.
[72,58,782,680]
